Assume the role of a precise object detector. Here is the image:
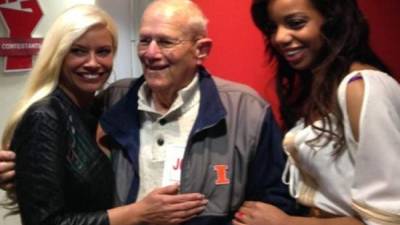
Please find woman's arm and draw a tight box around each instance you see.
[233,201,364,225]
[342,71,400,225]
[345,78,365,142]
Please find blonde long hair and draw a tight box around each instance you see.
[1,4,118,212]
[2,4,118,149]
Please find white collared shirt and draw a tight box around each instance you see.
[136,75,200,200]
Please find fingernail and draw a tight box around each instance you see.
[236,211,245,219]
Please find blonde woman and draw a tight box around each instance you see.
[0,4,118,225]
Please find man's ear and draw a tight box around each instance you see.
[195,38,212,64]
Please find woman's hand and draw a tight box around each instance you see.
[0,149,15,190]
[233,201,289,225]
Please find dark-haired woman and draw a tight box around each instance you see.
[233,0,400,225]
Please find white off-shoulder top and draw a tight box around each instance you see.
[282,70,400,225]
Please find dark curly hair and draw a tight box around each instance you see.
[251,0,390,154]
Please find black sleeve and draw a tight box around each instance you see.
[12,106,110,225]
[245,109,309,215]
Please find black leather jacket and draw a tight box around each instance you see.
[12,88,114,225]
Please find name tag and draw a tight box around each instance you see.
[162,145,185,186]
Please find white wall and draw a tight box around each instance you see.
[96,0,135,82]
[96,0,153,82]
[128,0,153,78]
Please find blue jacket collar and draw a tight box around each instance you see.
[100,66,226,165]
[191,66,226,136]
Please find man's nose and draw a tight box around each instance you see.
[144,39,163,57]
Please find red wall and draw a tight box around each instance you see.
[194,0,400,119]
[358,0,400,78]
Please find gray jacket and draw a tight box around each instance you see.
[99,67,299,224]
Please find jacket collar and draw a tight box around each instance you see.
[191,66,226,136]
[100,76,143,168]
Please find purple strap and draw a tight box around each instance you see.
[348,75,363,83]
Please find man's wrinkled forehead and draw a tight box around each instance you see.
[140,5,191,38]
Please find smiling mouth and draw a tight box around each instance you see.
[286,49,302,56]
[146,64,169,71]
[283,48,305,64]
[77,72,105,80]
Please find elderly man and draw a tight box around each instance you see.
[1,0,303,224]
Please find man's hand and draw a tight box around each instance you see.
[134,184,208,225]
[0,150,16,191]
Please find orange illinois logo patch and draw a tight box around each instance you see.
[213,164,230,185]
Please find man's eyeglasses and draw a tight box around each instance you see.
[137,37,193,50]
